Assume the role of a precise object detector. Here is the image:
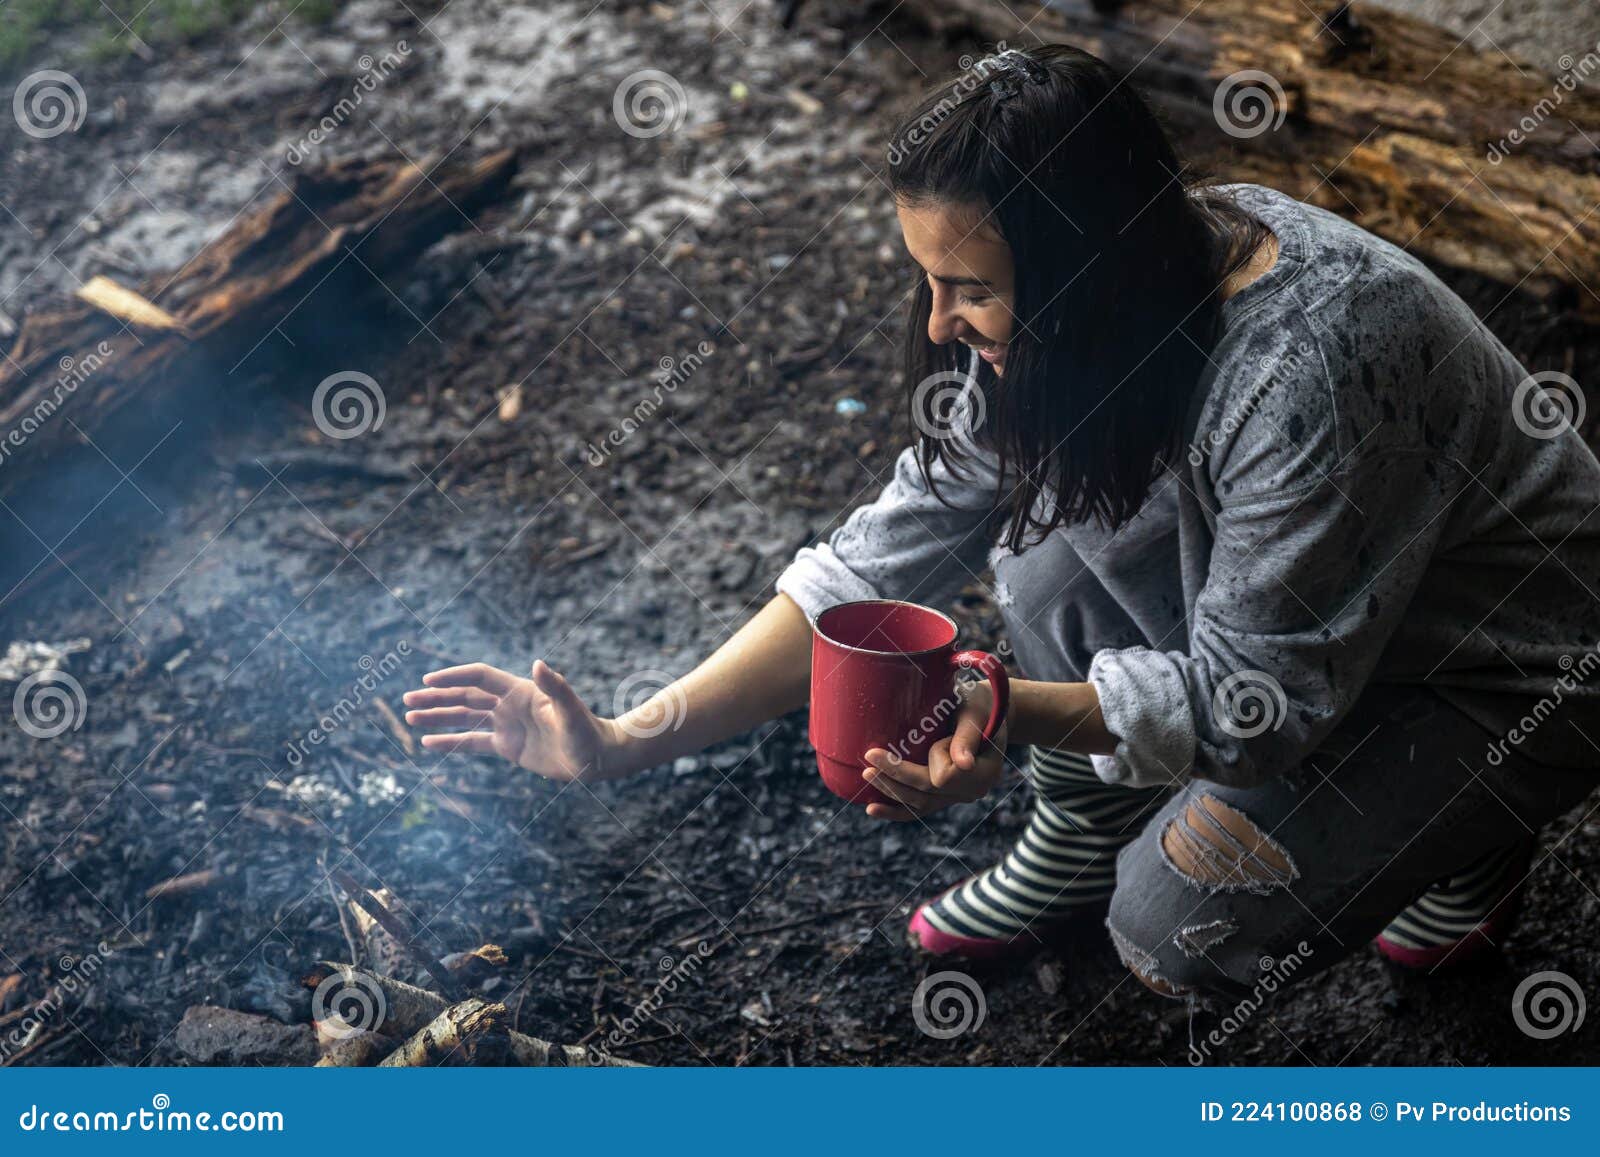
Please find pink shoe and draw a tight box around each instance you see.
[907,881,1100,961]
[907,902,1026,961]
[1374,841,1532,971]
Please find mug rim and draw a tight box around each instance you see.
[811,598,958,657]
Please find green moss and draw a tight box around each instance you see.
[0,0,350,76]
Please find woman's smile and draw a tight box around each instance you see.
[967,340,1007,369]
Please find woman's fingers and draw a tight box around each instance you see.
[530,659,586,717]
[926,738,958,790]
[945,711,987,776]
[863,748,937,792]
[420,731,498,754]
[863,766,942,814]
[402,686,499,711]
[405,706,494,730]
[421,663,519,696]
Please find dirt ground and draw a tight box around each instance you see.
[1,0,1597,1067]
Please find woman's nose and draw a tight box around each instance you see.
[927,290,962,346]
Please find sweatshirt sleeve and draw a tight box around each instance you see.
[1088,449,1463,789]
[775,443,1002,621]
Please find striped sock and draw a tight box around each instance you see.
[1379,839,1531,952]
[918,746,1169,943]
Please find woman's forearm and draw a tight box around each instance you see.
[1003,677,1118,755]
[605,592,814,776]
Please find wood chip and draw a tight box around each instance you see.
[75,275,187,333]
[497,382,523,422]
[784,87,823,116]
[144,869,218,901]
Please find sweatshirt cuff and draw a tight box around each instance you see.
[1087,647,1196,788]
[773,543,880,623]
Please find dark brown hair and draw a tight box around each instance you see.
[889,44,1269,548]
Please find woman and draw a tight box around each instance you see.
[404,46,1600,1001]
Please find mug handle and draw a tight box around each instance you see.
[950,650,1010,744]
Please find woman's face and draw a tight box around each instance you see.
[896,199,1016,376]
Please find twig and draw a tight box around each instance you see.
[144,869,218,901]
[736,900,886,939]
[327,875,362,967]
[626,906,707,952]
[0,1026,62,1067]
[551,940,610,963]
[331,869,459,998]
[372,697,415,755]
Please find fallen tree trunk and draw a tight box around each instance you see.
[894,0,1600,320]
[0,149,516,495]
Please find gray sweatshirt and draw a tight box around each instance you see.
[776,184,1600,789]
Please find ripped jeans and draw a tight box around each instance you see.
[988,530,1600,999]
[1100,687,1598,998]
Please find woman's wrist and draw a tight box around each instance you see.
[1003,678,1114,754]
[600,688,704,778]
[596,710,669,780]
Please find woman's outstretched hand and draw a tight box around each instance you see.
[402,660,623,782]
[860,688,1007,822]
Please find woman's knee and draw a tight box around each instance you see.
[1107,790,1307,999]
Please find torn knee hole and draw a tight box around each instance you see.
[1108,923,1192,998]
[1160,794,1298,892]
[1173,918,1239,958]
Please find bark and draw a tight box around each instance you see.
[894,0,1600,319]
[315,1027,393,1067]
[304,963,643,1067]
[0,149,516,495]
[376,999,512,1067]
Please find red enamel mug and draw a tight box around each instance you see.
[808,599,1010,806]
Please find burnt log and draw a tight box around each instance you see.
[0,149,516,496]
[376,998,512,1067]
[893,0,1600,320]
[304,963,644,1067]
